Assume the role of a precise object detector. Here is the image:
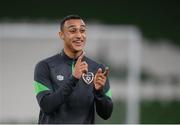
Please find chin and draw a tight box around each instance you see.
[73,46,84,52]
[74,48,83,53]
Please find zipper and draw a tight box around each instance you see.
[71,60,75,74]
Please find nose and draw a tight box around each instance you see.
[75,31,82,39]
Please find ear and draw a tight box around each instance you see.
[59,31,64,40]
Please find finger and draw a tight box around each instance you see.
[95,74,104,81]
[84,63,88,73]
[80,61,88,66]
[94,82,101,87]
[79,65,88,70]
[82,69,88,74]
[80,67,88,74]
[95,79,105,86]
[95,75,104,83]
[94,78,104,87]
[96,78,103,84]
[96,75,105,81]
[94,83,101,89]
[77,51,85,64]
[97,68,102,74]
[95,75,106,85]
[94,80,102,86]
[96,76,106,82]
[97,73,106,79]
[103,67,109,77]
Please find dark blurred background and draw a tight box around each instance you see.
[0,0,180,45]
[0,0,180,124]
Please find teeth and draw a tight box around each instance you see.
[75,40,82,43]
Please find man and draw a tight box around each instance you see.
[33,15,113,124]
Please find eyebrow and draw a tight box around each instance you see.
[67,25,86,29]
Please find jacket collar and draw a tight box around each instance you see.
[59,49,85,64]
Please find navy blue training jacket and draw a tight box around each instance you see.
[33,50,113,124]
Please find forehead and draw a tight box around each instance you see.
[64,19,86,28]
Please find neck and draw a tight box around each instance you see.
[63,48,83,59]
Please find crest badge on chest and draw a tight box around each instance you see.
[82,72,94,85]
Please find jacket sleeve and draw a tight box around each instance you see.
[33,61,79,115]
[94,64,113,120]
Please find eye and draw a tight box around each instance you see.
[69,28,76,33]
[80,28,86,33]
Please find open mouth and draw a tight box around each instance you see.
[73,40,84,46]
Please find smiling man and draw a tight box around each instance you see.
[33,15,113,124]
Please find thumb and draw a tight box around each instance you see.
[97,68,102,74]
[103,67,109,77]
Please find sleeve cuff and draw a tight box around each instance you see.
[94,89,104,98]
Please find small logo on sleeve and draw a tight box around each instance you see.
[56,75,64,81]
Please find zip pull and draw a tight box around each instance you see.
[71,60,75,74]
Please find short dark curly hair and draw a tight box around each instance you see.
[60,15,83,31]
